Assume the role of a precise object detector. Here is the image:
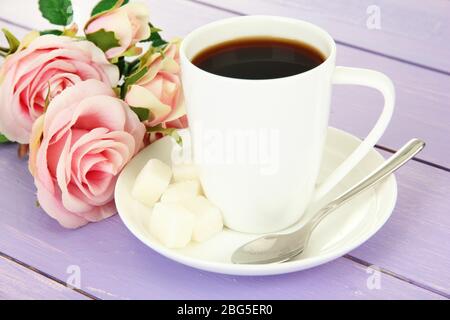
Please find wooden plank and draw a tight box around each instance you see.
[0,0,448,168]
[349,150,450,295]
[3,0,450,72]
[0,142,446,299]
[0,254,89,300]
[330,45,450,169]
[195,0,450,73]
[0,0,448,299]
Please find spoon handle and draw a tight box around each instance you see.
[307,139,425,232]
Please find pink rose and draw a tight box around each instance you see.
[0,35,119,144]
[125,41,186,127]
[29,80,145,228]
[166,115,189,129]
[85,2,151,59]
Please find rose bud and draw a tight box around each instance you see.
[85,2,151,59]
[125,41,186,128]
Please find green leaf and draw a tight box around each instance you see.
[0,133,10,144]
[86,29,120,52]
[150,36,167,48]
[117,56,127,76]
[172,130,183,146]
[91,0,129,17]
[126,58,141,74]
[124,66,148,88]
[130,107,150,122]
[39,0,74,26]
[138,47,156,67]
[121,66,148,98]
[141,24,167,47]
[2,29,20,55]
[40,29,63,36]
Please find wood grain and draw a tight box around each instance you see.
[195,0,450,73]
[0,254,89,300]
[0,142,447,299]
[350,150,450,296]
[0,0,448,300]
[2,0,448,168]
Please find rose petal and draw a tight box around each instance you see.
[122,3,151,41]
[36,177,89,229]
[71,96,128,132]
[125,84,172,125]
[32,80,145,227]
[0,35,119,143]
[86,10,133,59]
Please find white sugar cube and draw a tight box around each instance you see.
[132,159,172,207]
[149,203,195,248]
[182,196,223,242]
[160,180,202,203]
[172,163,199,182]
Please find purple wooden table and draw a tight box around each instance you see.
[0,0,449,300]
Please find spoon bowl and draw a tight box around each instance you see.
[232,139,425,265]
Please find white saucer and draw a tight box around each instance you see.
[115,127,397,276]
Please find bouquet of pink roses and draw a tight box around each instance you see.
[0,0,187,228]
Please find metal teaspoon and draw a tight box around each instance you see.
[232,139,425,265]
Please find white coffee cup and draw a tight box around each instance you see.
[179,16,394,234]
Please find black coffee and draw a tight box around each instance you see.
[192,37,325,80]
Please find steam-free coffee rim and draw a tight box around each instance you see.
[180,15,337,82]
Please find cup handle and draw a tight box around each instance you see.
[312,66,395,202]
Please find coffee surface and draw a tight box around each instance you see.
[192,37,325,80]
